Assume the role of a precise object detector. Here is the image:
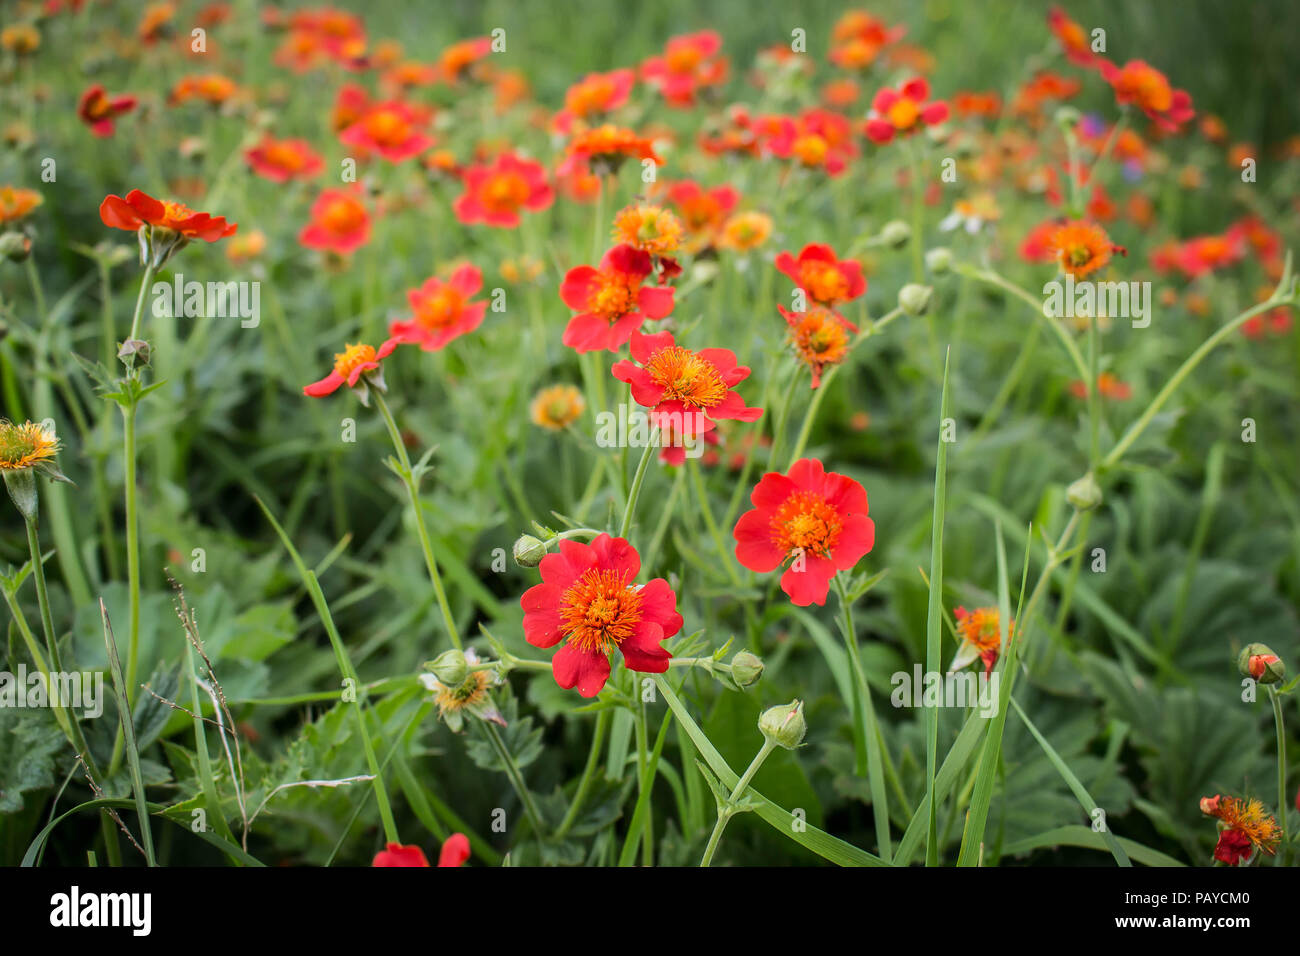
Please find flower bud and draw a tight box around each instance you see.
[3,467,38,520]
[1066,472,1103,511]
[729,651,764,688]
[925,247,952,275]
[117,338,152,369]
[898,283,933,317]
[879,219,911,249]
[512,534,548,568]
[758,699,806,750]
[1055,106,1082,130]
[1238,643,1285,684]
[426,648,469,687]
[0,230,32,262]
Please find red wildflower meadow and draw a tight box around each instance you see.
[521,534,683,697]
[641,30,727,107]
[734,458,876,606]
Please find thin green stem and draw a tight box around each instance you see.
[25,517,61,673]
[1269,687,1288,866]
[556,709,610,837]
[699,739,776,867]
[483,721,546,837]
[689,458,743,586]
[619,426,659,539]
[372,391,462,650]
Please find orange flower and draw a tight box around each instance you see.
[298,186,371,255]
[864,78,949,144]
[530,385,586,430]
[438,36,492,83]
[244,136,324,182]
[1200,795,1281,865]
[1046,6,1096,66]
[1047,220,1116,278]
[339,100,434,163]
[138,2,175,44]
[952,606,1013,675]
[453,152,553,228]
[169,73,239,107]
[613,205,683,256]
[779,305,857,389]
[641,31,727,107]
[0,186,43,225]
[828,11,904,69]
[389,265,488,352]
[560,244,674,352]
[556,69,635,132]
[77,85,137,137]
[665,180,738,245]
[100,188,236,244]
[764,109,857,176]
[775,243,866,308]
[303,337,401,402]
[1069,372,1132,400]
[332,84,370,132]
[1,23,40,54]
[718,211,773,253]
[1098,60,1194,132]
[225,229,267,264]
[567,124,662,176]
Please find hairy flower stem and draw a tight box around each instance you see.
[556,709,610,837]
[619,425,659,539]
[372,391,462,651]
[482,721,546,837]
[700,738,776,866]
[1268,687,1288,866]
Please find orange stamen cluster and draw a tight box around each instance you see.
[559,568,642,654]
[1049,220,1113,279]
[770,492,842,557]
[613,205,683,255]
[799,260,852,303]
[332,343,378,379]
[645,346,727,409]
[414,285,465,330]
[1201,795,1282,856]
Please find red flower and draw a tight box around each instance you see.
[339,100,434,163]
[1212,828,1253,866]
[641,31,727,108]
[100,188,236,242]
[521,534,683,698]
[389,265,488,351]
[774,243,866,308]
[453,152,553,228]
[298,186,371,255]
[1098,60,1194,133]
[665,180,739,244]
[372,834,470,867]
[245,136,324,183]
[303,337,400,399]
[560,244,674,352]
[734,458,875,606]
[612,330,761,464]
[77,85,137,137]
[864,77,949,144]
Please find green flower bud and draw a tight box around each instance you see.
[729,651,764,689]
[3,467,38,520]
[759,699,806,750]
[1066,472,1103,511]
[426,648,469,687]
[0,231,32,262]
[513,534,548,568]
[117,337,152,370]
[1055,106,1082,130]
[1238,643,1285,684]
[898,283,933,317]
[879,219,911,249]
[925,247,953,275]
